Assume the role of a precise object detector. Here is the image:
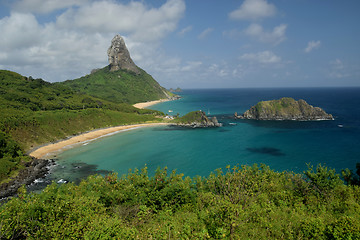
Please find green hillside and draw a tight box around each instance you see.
[0,70,164,181]
[60,67,172,104]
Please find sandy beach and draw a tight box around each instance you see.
[133,99,170,109]
[29,98,172,159]
[29,123,170,159]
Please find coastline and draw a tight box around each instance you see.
[30,98,173,159]
[133,98,170,109]
[29,123,170,159]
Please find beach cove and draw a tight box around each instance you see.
[28,99,171,159]
[29,122,171,159]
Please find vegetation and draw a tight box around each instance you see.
[174,110,205,124]
[0,70,165,181]
[60,67,171,104]
[0,131,30,182]
[255,97,306,116]
[1,164,360,239]
[243,97,333,121]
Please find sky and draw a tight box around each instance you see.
[0,0,359,88]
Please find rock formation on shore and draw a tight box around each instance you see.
[0,158,54,199]
[107,35,140,74]
[236,97,334,121]
[176,110,222,128]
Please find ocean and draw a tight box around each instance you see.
[34,88,360,186]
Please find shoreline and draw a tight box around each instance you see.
[133,98,170,109]
[29,123,171,159]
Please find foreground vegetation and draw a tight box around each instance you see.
[1,164,360,239]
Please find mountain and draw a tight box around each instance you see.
[60,35,172,104]
[236,97,334,121]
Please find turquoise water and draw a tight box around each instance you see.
[41,88,360,185]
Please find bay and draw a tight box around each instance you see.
[44,88,360,185]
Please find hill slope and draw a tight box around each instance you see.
[60,67,172,105]
[0,70,164,182]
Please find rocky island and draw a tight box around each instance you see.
[236,97,334,121]
[175,110,222,128]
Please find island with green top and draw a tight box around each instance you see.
[236,97,334,121]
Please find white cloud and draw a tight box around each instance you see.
[305,40,321,53]
[229,0,276,21]
[240,51,281,64]
[56,0,185,42]
[13,0,89,14]
[0,12,42,49]
[0,0,186,82]
[244,23,287,45]
[178,25,192,36]
[198,27,214,39]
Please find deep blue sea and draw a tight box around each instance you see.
[41,88,360,185]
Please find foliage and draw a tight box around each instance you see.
[0,70,162,114]
[174,110,205,124]
[0,70,165,180]
[1,164,360,239]
[342,163,360,186]
[0,131,31,181]
[60,67,171,104]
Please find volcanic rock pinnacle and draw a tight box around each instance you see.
[107,35,140,74]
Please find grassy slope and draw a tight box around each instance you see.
[60,67,172,104]
[174,110,205,124]
[0,70,165,181]
[255,97,303,115]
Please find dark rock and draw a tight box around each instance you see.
[0,157,54,199]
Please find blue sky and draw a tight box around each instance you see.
[0,0,359,88]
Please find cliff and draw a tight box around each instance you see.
[107,35,140,74]
[236,97,334,121]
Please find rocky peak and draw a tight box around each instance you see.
[107,35,140,74]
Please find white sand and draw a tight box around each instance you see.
[132,99,170,109]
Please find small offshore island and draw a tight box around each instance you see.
[236,97,334,121]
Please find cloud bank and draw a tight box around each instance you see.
[0,0,186,82]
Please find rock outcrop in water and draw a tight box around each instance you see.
[176,110,222,128]
[236,97,334,121]
[107,35,140,74]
